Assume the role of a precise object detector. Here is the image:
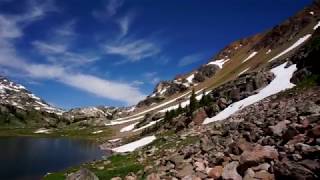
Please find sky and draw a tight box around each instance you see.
[0,0,313,109]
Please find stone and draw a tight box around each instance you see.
[192,108,207,125]
[274,160,315,180]
[177,163,194,178]
[269,120,290,136]
[299,159,320,171]
[194,161,206,172]
[147,173,161,180]
[125,175,137,180]
[240,145,279,165]
[66,168,99,180]
[222,161,242,180]
[254,170,274,180]
[243,168,255,180]
[310,125,320,138]
[207,166,223,179]
[251,163,270,171]
[111,177,122,180]
[239,145,278,174]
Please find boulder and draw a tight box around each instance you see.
[147,173,161,180]
[222,161,242,180]
[208,166,223,179]
[192,108,207,125]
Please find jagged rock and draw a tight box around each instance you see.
[66,168,99,180]
[194,161,206,172]
[239,145,278,174]
[269,120,290,136]
[254,170,274,180]
[222,161,242,180]
[208,166,223,179]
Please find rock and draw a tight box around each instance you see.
[222,161,242,180]
[299,159,320,172]
[239,145,278,174]
[125,173,137,180]
[274,160,315,179]
[66,168,99,180]
[251,163,270,171]
[192,108,207,125]
[111,177,122,180]
[269,120,290,136]
[254,170,274,180]
[147,173,161,180]
[194,161,206,172]
[208,166,223,179]
[177,163,194,178]
[309,125,320,138]
[243,168,255,180]
[240,145,279,165]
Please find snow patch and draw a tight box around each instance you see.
[208,59,230,68]
[266,49,272,54]
[243,52,258,63]
[106,115,144,126]
[92,130,103,134]
[132,118,163,132]
[238,68,250,76]
[310,11,315,15]
[203,62,297,124]
[186,74,195,83]
[34,128,51,134]
[269,34,312,62]
[313,21,320,30]
[120,122,139,132]
[112,135,156,153]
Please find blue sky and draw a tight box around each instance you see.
[0,0,312,109]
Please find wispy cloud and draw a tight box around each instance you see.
[0,0,146,105]
[92,0,124,20]
[143,72,160,85]
[117,13,134,37]
[55,20,77,36]
[178,53,205,67]
[105,38,161,61]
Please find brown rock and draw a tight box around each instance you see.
[254,170,274,180]
[192,108,207,125]
[147,173,160,180]
[310,125,320,138]
[222,161,242,180]
[177,163,194,178]
[240,145,279,164]
[208,166,223,179]
[269,120,290,136]
[111,177,122,180]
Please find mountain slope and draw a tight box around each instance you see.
[0,76,64,127]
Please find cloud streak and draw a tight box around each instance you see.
[105,38,161,61]
[0,0,146,105]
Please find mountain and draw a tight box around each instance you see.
[0,76,64,127]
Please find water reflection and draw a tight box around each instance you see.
[0,137,106,180]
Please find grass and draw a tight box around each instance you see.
[0,126,114,142]
[44,154,144,180]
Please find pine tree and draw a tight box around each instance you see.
[177,103,183,115]
[188,89,198,117]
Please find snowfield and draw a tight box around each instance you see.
[112,135,156,153]
[269,34,312,62]
[238,68,250,76]
[243,52,258,63]
[120,122,139,132]
[203,62,297,124]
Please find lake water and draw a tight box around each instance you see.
[0,137,106,180]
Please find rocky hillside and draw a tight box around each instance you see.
[51,1,320,180]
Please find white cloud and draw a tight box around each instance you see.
[178,53,205,67]
[0,0,146,105]
[105,38,161,61]
[117,14,132,37]
[55,20,77,36]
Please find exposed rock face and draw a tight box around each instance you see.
[193,64,220,83]
[66,168,99,180]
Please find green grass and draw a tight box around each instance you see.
[44,154,144,180]
[0,126,114,142]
